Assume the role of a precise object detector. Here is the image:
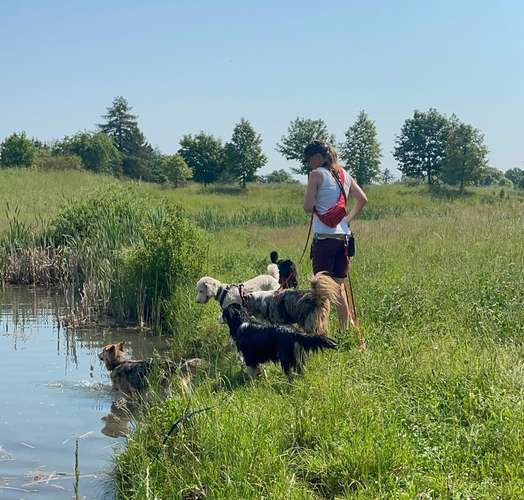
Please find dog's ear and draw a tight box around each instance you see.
[118,341,125,351]
[109,345,116,353]
[202,278,219,298]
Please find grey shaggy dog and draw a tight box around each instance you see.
[244,272,340,335]
[98,341,204,396]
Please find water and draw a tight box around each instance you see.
[0,286,173,499]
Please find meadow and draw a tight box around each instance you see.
[1,168,523,498]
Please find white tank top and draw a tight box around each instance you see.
[312,167,352,235]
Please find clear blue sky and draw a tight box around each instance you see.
[1,0,522,177]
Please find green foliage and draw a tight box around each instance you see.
[98,96,140,155]
[152,154,192,187]
[394,109,450,185]
[505,167,524,187]
[0,132,36,167]
[98,96,156,180]
[276,117,335,175]
[34,153,83,171]
[54,131,122,175]
[224,118,267,188]
[260,169,299,184]
[441,116,488,192]
[179,132,225,186]
[340,111,382,185]
[115,205,206,331]
[478,166,504,186]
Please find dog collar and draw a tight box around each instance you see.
[216,285,230,308]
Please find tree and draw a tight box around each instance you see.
[504,168,524,187]
[382,168,394,184]
[154,154,192,187]
[0,132,36,167]
[98,96,140,154]
[98,97,156,180]
[261,169,299,184]
[276,117,335,175]
[441,117,488,192]
[393,109,450,186]
[55,132,122,175]
[224,118,267,188]
[478,166,504,186]
[339,111,381,185]
[178,132,225,186]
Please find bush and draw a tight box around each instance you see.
[55,132,122,175]
[33,154,83,171]
[0,132,36,167]
[113,205,206,332]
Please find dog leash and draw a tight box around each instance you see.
[298,213,314,265]
[344,272,366,352]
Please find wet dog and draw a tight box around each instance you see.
[270,250,298,289]
[222,303,337,380]
[244,272,340,335]
[98,341,204,396]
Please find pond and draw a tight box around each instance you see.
[0,286,172,499]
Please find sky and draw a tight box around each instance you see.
[1,0,523,177]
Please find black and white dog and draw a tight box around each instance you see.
[270,250,298,289]
[222,303,337,380]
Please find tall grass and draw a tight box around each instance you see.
[114,203,523,498]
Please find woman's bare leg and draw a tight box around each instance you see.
[333,277,349,330]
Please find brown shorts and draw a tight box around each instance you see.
[311,238,349,279]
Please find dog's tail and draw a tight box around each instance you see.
[293,332,338,352]
[267,263,280,281]
[270,250,279,264]
[310,272,340,306]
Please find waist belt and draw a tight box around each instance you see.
[314,232,351,241]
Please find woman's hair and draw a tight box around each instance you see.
[303,140,341,172]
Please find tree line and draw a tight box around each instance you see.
[1,97,522,190]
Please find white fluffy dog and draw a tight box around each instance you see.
[196,264,280,310]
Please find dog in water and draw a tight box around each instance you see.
[222,303,337,380]
[244,272,340,336]
[270,250,298,289]
[98,341,204,396]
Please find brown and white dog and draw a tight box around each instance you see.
[243,272,340,335]
[98,341,204,396]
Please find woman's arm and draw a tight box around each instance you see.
[347,180,368,223]
[303,170,322,213]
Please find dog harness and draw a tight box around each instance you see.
[216,283,246,308]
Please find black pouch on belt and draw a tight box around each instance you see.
[347,234,356,257]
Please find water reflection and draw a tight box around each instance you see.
[0,286,173,499]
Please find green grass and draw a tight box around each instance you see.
[1,168,523,498]
[114,197,523,498]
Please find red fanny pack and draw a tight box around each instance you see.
[315,169,347,228]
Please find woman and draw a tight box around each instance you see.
[303,140,368,330]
